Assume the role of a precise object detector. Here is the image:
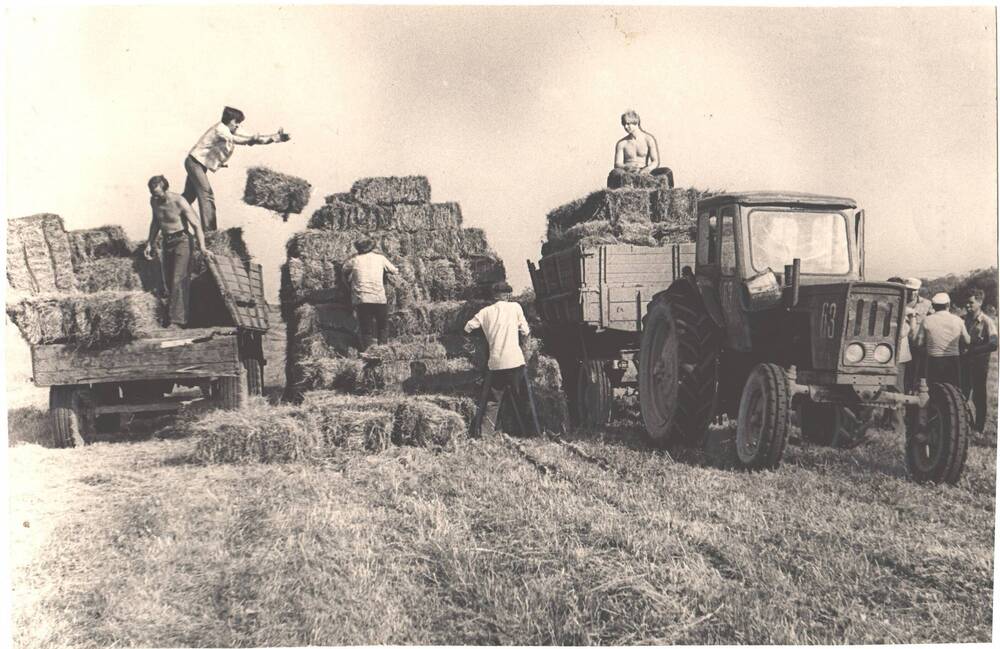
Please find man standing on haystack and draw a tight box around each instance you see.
[144,175,213,329]
[342,237,398,350]
[184,106,291,231]
[464,281,535,435]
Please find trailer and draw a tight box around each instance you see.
[528,242,695,427]
[32,254,270,447]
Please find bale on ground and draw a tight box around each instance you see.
[306,408,395,452]
[190,400,324,464]
[68,225,131,267]
[351,176,431,205]
[243,166,312,215]
[7,214,77,294]
[6,291,163,347]
[392,401,465,449]
[302,391,477,426]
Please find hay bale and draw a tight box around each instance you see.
[205,228,251,264]
[362,341,448,361]
[7,214,77,294]
[652,223,697,244]
[546,197,588,229]
[296,356,364,392]
[392,401,465,448]
[385,301,490,338]
[284,302,360,393]
[379,202,461,231]
[243,166,312,215]
[351,176,431,205]
[617,223,658,247]
[302,391,476,426]
[359,357,478,394]
[606,169,671,189]
[75,257,145,293]
[68,225,131,267]
[460,228,491,255]
[190,400,324,464]
[526,354,570,434]
[307,408,395,452]
[307,200,385,232]
[6,291,163,347]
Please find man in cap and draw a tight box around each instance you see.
[342,237,398,350]
[916,292,970,388]
[465,281,533,435]
[961,288,998,432]
[184,106,291,231]
[902,277,932,386]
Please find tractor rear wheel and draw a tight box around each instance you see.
[639,290,719,446]
[905,382,970,484]
[576,360,613,430]
[734,363,790,471]
[50,386,94,448]
[799,403,865,448]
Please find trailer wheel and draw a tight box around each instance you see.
[905,382,970,484]
[555,356,582,427]
[218,365,249,410]
[639,290,719,446]
[734,363,790,471]
[49,386,94,448]
[576,360,613,430]
[799,403,864,448]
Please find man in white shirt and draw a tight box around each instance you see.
[917,292,970,388]
[184,106,290,231]
[342,237,399,349]
[465,282,532,435]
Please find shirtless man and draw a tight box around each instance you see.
[614,110,660,173]
[144,175,212,328]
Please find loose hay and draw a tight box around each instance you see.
[68,225,131,267]
[6,291,164,347]
[243,166,312,216]
[392,401,465,448]
[7,214,77,294]
[351,176,431,205]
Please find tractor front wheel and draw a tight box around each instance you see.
[734,363,791,471]
[905,382,970,484]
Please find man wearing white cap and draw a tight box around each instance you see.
[916,292,970,388]
[903,277,932,387]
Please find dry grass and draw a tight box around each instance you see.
[8,414,994,646]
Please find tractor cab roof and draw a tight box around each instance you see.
[698,191,858,210]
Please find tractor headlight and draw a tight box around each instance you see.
[845,343,865,364]
[873,344,893,364]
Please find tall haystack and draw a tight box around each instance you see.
[281,175,562,439]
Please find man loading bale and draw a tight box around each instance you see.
[608,109,673,188]
[144,175,213,329]
[342,237,398,350]
[184,106,291,231]
[465,281,539,436]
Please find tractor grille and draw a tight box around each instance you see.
[844,293,898,367]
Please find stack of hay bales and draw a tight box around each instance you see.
[6,212,253,348]
[281,175,567,437]
[540,172,716,256]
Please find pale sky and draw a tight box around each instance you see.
[3,6,997,300]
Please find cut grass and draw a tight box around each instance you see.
[8,356,997,645]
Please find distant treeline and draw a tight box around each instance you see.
[920,267,998,313]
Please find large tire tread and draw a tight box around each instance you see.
[735,363,790,471]
[905,382,970,485]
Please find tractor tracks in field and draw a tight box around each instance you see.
[493,432,747,586]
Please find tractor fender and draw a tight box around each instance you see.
[650,274,726,331]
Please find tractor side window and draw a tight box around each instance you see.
[720,209,736,275]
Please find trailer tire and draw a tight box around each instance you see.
[576,360,613,430]
[733,363,790,471]
[50,386,94,448]
[218,366,249,410]
[639,290,719,446]
[799,403,864,448]
[905,382,970,485]
[556,356,582,427]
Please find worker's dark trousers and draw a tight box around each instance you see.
[961,358,990,432]
[182,155,217,232]
[162,232,193,327]
[482,366,527,435]
[355,303,388,349]
[927,355,962,390]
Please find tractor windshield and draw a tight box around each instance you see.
[748,209,851,275]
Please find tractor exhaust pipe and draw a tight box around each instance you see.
[784,258,801,307]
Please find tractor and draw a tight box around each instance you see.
[638,191,969,484]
